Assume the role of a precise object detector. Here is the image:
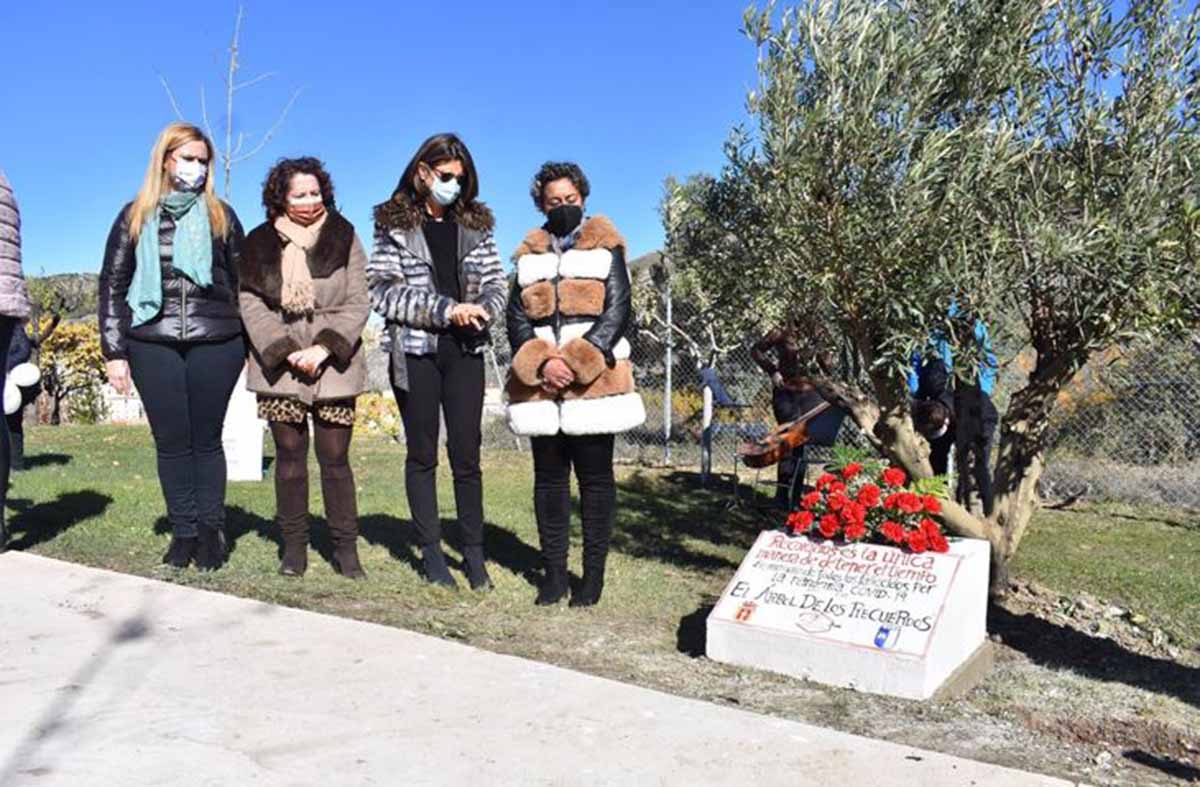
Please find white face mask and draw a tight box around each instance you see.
[287,194,323,206]
[174,157,207,190]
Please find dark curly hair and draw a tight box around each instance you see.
[530,161,590,210]
[262,156,336,220]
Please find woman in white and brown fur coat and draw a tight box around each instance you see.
[506,161,645,607]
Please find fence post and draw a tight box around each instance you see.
[663,259,673,466]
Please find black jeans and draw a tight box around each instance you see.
[530,433,615,572]
[955,386,998,516]
[128,336,245,538]
[0,318,14,545]
[396,336,484,549]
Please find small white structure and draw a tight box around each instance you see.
[707,531,990,700]
[221,368,266,482]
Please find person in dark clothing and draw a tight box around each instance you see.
[97,123,246,571]
[750,323,837,506]
[0,167,32,550]
[908,310,1000,514]
[506,161,646,607]
[5,325,35,472]
[366,133,507,590]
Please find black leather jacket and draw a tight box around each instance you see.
[98,201,244,360]
[506,244,632,366]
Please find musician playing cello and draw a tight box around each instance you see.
[750,321,835,507]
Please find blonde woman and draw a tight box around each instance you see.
[98,123,246,571]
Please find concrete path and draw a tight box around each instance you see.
[0,553,1076,787]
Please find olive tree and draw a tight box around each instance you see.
[673,0,1199,586]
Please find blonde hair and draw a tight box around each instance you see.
[128,122,228,242]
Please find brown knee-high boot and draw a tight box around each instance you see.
[316,421,365,580]
[272,421,310,576]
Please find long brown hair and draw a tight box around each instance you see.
[374,132,494,232]
[128,122,227,242]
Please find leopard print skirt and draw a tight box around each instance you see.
[257,396,356,427]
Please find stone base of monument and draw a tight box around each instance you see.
[222,369,266,482]
[706,531,990,701]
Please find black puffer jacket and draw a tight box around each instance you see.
[98,201,244,360]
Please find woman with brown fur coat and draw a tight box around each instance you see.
[506,161,645,607]
[240,157,371,579]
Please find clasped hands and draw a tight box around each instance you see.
[540,356,575,394]
[450,303,490,331]
[288,345,331,377]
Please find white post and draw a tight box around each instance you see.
[663,261,673,466]
[700,381,714,483]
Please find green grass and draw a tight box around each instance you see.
[7,424,1200,784]
[1013,502,1200,645]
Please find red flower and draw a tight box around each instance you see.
[857,484,882,508]
[827,493,847,512]
[906,529,929,553]
[841,501,867,526]
[897,493,923,515]
[842,463,863,480]
[844,520,867,540]
[929,530,950,553]
[920,518,940,538]
[787,510,815,534]
[828,481,847,495]
[815,473,837,490]
[800,491,822,510]
[880,520,905,543]
[922,495,942,514]
[883,493,901,511]
[882,467,907,488]
[819,514,840,539]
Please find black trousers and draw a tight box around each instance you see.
[530,433,615,572]
[955,386,998,516]
[127,336,245,538]
[0,318,14,544]
[396,336,484,549]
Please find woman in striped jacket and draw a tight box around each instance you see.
[366,133,507,590]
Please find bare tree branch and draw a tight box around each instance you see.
[233,71,277,91]
[157,72,185,120]
[232,88,302,164]
[199,85,217,153]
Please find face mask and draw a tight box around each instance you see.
[173,157,207,190]
[428,176,461,207]
[286,194,326,225]
[546,204,583,238]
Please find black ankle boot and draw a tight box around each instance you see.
[195,527,225,572]
[333,544,367,580]
[535,563,569,606]
[462,545,493,591]
[279,538,308,577]
[162,536,198,568]
[570,572,605,607]
[421,545,459,589]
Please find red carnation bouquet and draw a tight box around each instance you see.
[784,461,951,553]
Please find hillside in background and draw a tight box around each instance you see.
[28,273,99,319]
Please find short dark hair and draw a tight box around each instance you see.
[262,157,336,220]
[530,161,590,210]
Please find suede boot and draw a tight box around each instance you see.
[422,544,458,589]
[536,562,569,606]
[162,535,197,568]
[195,527,225,571]
[462,544,493,591]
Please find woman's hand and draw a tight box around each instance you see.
[288,345,331,377]
[106,360,132,395]
[541,357,575,390]
[450,303,489,331]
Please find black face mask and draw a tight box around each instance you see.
[546,204,583,238]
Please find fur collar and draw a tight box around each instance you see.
[373,190,495,233]
[513,215,625,259]
[239,211,355,303]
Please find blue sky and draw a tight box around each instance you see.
[0,1,756,275]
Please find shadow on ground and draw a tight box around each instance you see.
[613,470,773,573]
[20,453,72,469]
[4,490,113,551]
[990,605,1200,710]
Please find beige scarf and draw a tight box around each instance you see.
[274,212,325,315]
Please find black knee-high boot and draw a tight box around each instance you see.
[571,435,616,607]
[532,437,571,606]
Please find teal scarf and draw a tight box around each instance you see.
[128,190,214,327]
